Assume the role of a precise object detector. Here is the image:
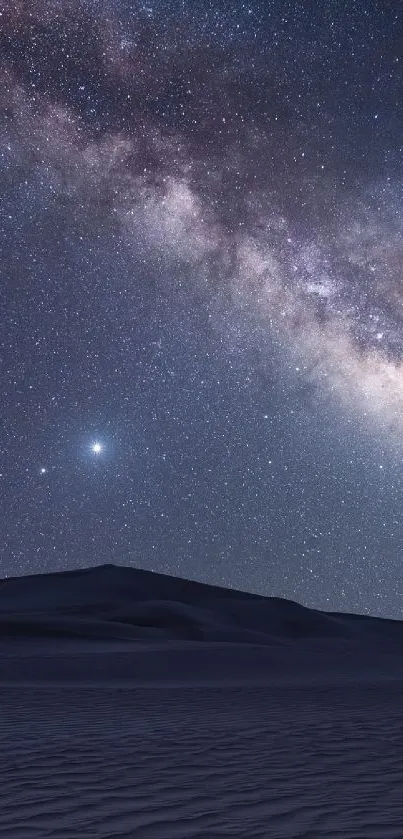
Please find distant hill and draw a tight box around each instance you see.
[0,563,401,648]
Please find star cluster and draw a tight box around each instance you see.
[1,0,403,616]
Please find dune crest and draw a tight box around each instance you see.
[0,562,401,645]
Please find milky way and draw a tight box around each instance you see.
[1,1,403,615]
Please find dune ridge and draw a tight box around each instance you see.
[0,562,401,646]
[0,563,402,687]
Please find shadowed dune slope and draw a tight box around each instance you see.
[0,563,402,648]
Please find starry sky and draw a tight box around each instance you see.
[1,0,403,617]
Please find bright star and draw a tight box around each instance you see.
[91,442,102,454]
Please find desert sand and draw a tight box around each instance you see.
[1,563,403,837]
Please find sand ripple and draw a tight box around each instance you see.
[1,685,403,838]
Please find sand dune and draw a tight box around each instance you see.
[0,562,402,648]
[1,564,403,837]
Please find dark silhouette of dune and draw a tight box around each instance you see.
[2,565,403,837]
[0,563,402,650]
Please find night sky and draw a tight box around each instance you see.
[1,1,403,617]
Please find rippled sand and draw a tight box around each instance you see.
[1,682,403,838]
